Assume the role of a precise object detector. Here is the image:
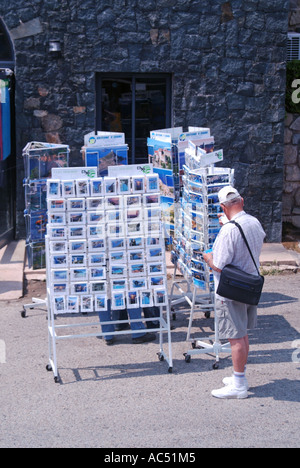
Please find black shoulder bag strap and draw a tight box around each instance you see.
[230,220,260,276]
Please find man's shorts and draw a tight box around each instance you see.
[215,298,258,340]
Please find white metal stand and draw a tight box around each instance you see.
[22,297,47,318]
[169,258,213,320]
[183,286,231,369]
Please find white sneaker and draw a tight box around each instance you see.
[223,375,250,390]
[211,384,248,399]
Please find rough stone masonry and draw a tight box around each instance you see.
[0,0,289,242]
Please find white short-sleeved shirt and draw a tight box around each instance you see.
[212,210,266,299]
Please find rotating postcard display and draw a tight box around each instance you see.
[147,127,213,243]
[46,170,168,315]
[172,143,234,293]
[82,131,128,177]
[23,142,69,269]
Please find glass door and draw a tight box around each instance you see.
[96,74,172,164]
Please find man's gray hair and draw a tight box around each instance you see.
[222,195,243,207]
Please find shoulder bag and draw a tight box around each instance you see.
[216,221,264,306]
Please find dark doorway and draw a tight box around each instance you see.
[96,73,172,165]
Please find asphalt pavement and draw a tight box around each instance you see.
[0,273,299,448]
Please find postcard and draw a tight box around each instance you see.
[87,224,105,238]
[146,174,159,192]
[147,247,163,260]
[76,179,90,197]
[111,291,125,310]
[109,250,127,264]
[110,265,127,278]
[127,236,144,250]
[129,277,147,290]
[147,262,165,275]
[62,180,76,198]
[90,281,107,294]
[53,296,66,314]
[48,199,65,212]
[95,294,107,311]
[104,177,117,195]
[49,213,66,225]
[129,263,146,276]
[132,176,145,194]
[67,295,79,313]
[51,269,68,282]
[88,238,106,252]
[126,221,143,236]
[126,208,143,222]
[70,254,87,266]
[70,282,89,295]
[49,241,68,253]
[52,283,68,295]
[139,289,154,308]
[47,180,61,198]
[125,194,141,207]
[48,226,67,239]
[154,289,167,306]
[81,295,94,313]
[86,197,104,211]
[67,198,86,211]
[90,178,104,196]
[143,193,160,206]
[105,196,122,210]
[107,223,125,237]
[126,290,139,308]
[88,253,106,266]
[117,176,131,194]
[68,226,86,239]
[109,237,126,250]
[51,254,68,269]
[145,221,161,235]
[70,268,88,281]
[69,240,87,253]
[149,275,165,289]
[90,267,106,280]
[87,211,105,224]
[128,250,144,262]
[67,212,86,225]
[111,279,127,291]
[146,235,162,247]
[106,210,123,223]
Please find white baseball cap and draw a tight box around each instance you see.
[218,185,240,204]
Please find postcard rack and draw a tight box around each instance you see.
[169,144,234,367]
[45,170,173,382]
[22,142,69,269]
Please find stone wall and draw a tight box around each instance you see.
[0,0,289,241]
[283,114,300,229]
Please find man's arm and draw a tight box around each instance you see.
[202,252,222,273]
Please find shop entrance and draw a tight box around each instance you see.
[96,73,172,165]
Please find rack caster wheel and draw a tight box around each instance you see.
[212,361,219,370]
[205,311,211,319]
[184,353,191,363]
[46,364,52,372]
[21,309,26,318]
[54,376,60,383]
[168,367,173,373]
[157,352,165,362]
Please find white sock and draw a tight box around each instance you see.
[233,371,246,389]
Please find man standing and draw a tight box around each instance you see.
[203,186,265,399]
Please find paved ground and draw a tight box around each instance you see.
[0,273,299,448]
